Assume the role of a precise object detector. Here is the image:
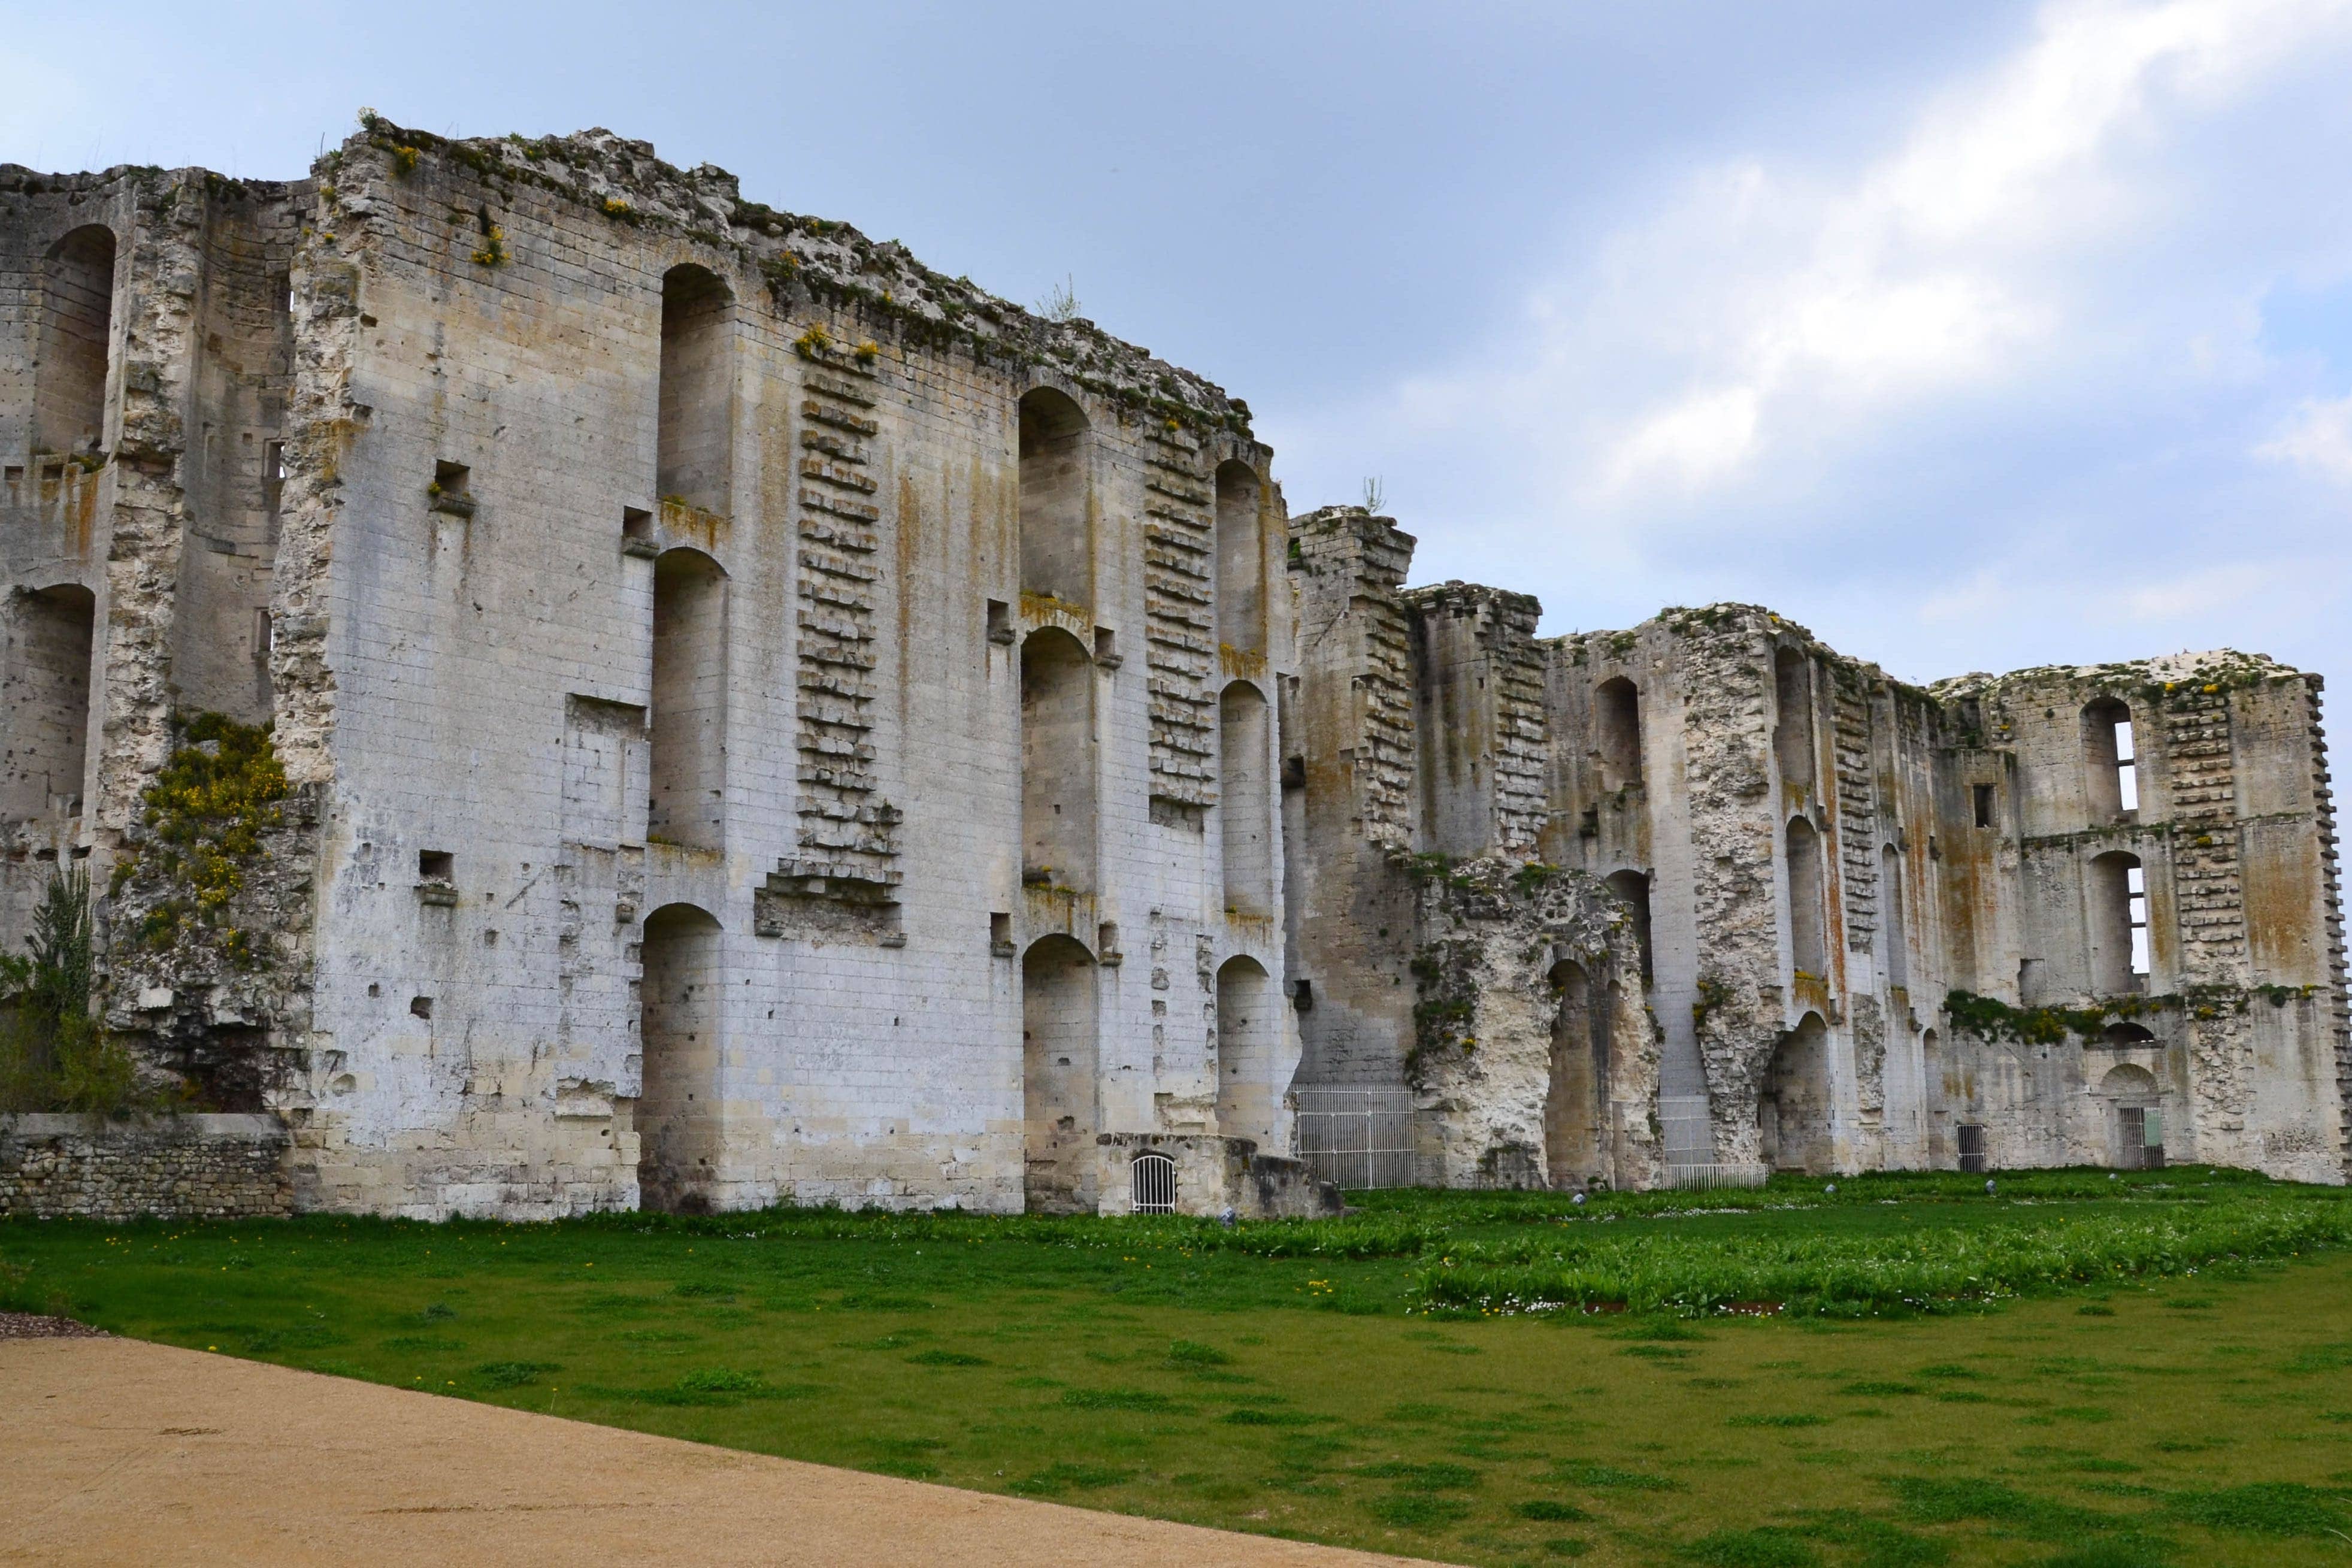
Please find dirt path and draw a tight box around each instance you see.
[2,1336,1453,1566]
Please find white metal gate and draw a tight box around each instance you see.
[1130,1152,1177,1214]
[1293,1086,1415,1189]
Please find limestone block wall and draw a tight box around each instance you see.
[0,1113,292,1219]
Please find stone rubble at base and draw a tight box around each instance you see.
[1,119,2342,1220]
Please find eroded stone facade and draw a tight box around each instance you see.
[2,120,2341,1220]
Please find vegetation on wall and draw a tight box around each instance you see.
[111,713,289,972]
[1942,983,2315,1046]
[0,866,153,1115]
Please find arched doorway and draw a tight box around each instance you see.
[1214,461,1263,653]
[637,903,722,1213]
[1023,934,1098,1213]
[649,548,727,849]
[1759,1012,1832,1173]
[1219,682,1272,916]
[1215,956,1274,1142]
[1,584,95,820]
[2096,1063,2163,1170]
[1018,388,1091,609]
[1544,959,1614,1188]
[37,225,116,455]
[658,264,734,511]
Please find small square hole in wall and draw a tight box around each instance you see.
[990,912,1013,953]
[368,982,380,998]
[410,995,434,1020]
[986,600,1013,645]
[1097,920,1119,953]
[4,466,22,487]
[429,461,474,517]
[419,850,454,882]
[1094,626,1119,667]
[623,505,653,542]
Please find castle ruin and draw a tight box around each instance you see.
[2,119,2342,1219]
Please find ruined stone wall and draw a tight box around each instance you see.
[0,1113,291,1219]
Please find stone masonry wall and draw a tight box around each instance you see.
[0,1113,292,1219]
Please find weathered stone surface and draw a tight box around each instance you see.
[0,1114,291,1219]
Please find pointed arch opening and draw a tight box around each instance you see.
[1214,460,1264,655]
[1759,1011,1833,1173]
[35,225,116,456]
[1021,626,1096,894]
[1773,647,1816,794]
[1,584,95,821]
[657,264,734,511]
[1018,388,1091,610]
[1544,958,1614,1188]
[1215,955,1275,1143]
[649,547,727,850]
[1023,933,1099,1214]
[637,902,724,1214]
[2096,1062,2163,1170]
[1219,681,1272,916]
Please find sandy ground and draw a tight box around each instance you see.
[2,1334,1454,1566]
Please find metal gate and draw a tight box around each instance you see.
[1130,1152,1177,1214]
[1957,1122,1987,1174]
[1293,1086,1416,1189]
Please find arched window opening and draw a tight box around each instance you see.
[1759,1012,1832,1173]
[1785,818,1826,977]
[2104,1022,2156,1047]
[1773,647,1816,794]
[35,226,116,456]
[1214,461,1264,655]
[1544,959,1613,1188]
[1,585,95,821]
[1215,956,1275,1142]
[1023,934,1098,1215]
[1604,869,1654,986]
[1021,628,1096,894]
[1018,388,1091,610]
[1219,682,1272,916]
[1130,1152,1177,1215]
[2082,698,2137,818]
[1881,844,1908,993]
[656,265,734,512]
[648,549,727,850]
[2088,850,2148,994]
[2097,1063,2163,1170]
[1596,676,1642,789]
[637,903,723,1215]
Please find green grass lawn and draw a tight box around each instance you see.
[8,1167,2352,1567]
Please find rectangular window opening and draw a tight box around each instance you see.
[1972,783,1995,830]
[986,600,1013,645]
[1093,626,1119,667]
[253,608,273,662]
[418,850,455,883]
[989,912,1013,953]
[2114,719,2138,812]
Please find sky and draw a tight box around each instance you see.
[11,0,2352,692]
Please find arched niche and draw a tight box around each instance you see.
[1595,676,1642,789]
[1018,388,1091,610]
[2081,697,2136,818]
[1214,461,1264,654]
[1,584,95,821]
[637,902,724,1214]
[1544,958,1614,1188]
[1604,868,1654,986]
[1022,933,1099,1214]
[36,225,116,455]
[1773,647,1816,794]
[658,265,734,512]
[1219,682,1272,916]
[1021,626,1096,894]
[649,547,728,850]
[1881,843,1909,992]
[1215,955,1275,1143]
[1759,1011,1833,1173]
[1785,817,1826,976]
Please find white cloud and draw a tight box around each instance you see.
[2258,393,2352,482]
[1581,0,2351,500]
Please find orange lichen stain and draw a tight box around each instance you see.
[658,497,729,551]
[1218,643,1267,681]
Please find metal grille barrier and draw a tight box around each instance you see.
[1660,1162,1769,1190]
[1130,1152,1176,1213]
[1292,1086,1416,1190]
